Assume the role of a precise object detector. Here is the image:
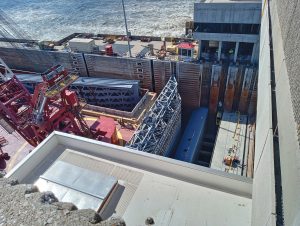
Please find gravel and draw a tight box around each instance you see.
[0,178,126,226]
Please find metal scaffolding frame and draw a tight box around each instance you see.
[127,76,181,155]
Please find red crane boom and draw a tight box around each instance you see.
[0,63,90,146]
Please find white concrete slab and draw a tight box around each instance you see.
[124,170,251,226]
[211,113,248,176]
[6,132,252,225]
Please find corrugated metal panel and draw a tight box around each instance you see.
[41,161,117,199]
[0,47,88,76]
[84,54,153,90]
[175,107,208,163]
[36,179,103,210]
[153,60,172,94]
[14,74,140,88]
[36,160,117,210]
[56,150,143,218]
[177,62,202,109]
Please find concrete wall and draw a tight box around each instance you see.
[83,54,153,90]
[0,47,256,113]
[0,47,88,76]
[251,1,276,225]
[193,2,261,46]
[194,2,262,24]
[270,0,300,225]
[0,47,153,90]
[193,33,259,43]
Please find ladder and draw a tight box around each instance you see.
[225,111,241,173]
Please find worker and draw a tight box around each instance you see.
[216,101,223,126]
[0,148,10,161]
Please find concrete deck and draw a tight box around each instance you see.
[0,125,33,173]
[210,113,248,176]
[6,132,253,226]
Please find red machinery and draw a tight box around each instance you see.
[0,136,9,161]
[90,116,118,144]
[0,63,90,146]
[105,45,113,56]
[0,13,119,147]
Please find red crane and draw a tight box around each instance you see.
[0,62,90,146]
[0,12,119,147]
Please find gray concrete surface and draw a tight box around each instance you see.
[251,2,276,225]
[193,32,259,43]
[0,178,126,226]
[6,131,253,226]
[194,2,261,24]
[210,113,248,176]
[274,0,300,144]
[251,0,300,225]
[270,0,300,225]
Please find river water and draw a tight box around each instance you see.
[0,0,197,41]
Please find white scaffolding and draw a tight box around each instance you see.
[127,76,181,156]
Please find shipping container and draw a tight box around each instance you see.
[68,38,95,53]
[174,107,208,163]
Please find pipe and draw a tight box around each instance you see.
[121,0,132,57]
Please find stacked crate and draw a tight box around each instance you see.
[153,60,172,94]
[176,62,202,109]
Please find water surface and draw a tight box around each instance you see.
[0,0,197,40]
